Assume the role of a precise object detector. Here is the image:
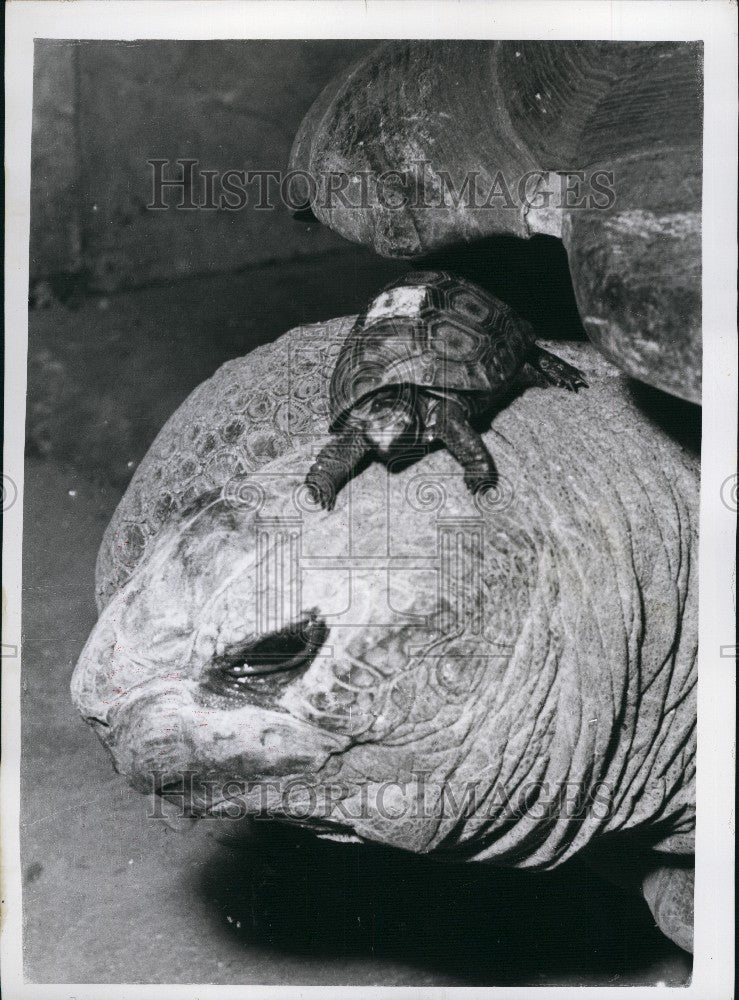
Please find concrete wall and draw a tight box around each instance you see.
[30,39,376,293]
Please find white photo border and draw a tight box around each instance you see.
[3,2,736,998]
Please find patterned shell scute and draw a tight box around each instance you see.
[328,270,535,428]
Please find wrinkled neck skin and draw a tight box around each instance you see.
[72,446,696,870]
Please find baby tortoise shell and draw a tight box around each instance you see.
[328,270,536,427]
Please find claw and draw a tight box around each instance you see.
[464,471,499,495]
[304,472,336,511]
[553,368,588,392]
[530,347,589,392]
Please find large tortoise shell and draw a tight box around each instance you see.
[328,271,535,429]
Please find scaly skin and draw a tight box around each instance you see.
[305,429,368,511]
[74,330,697,951]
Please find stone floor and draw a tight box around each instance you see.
[20,242,692,985]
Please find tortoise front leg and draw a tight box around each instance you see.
[305,431,370,511]
[434,400,498,495]
[641,861,694,954]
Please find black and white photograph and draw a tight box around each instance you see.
[2,1,736,996]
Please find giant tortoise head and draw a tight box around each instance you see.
[72,336,697,951]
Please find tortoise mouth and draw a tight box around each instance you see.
[202,805,364,844]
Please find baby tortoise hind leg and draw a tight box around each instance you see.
[519,346,589,391]
[433,397,499,495]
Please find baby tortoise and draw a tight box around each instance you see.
[305,270,587,509]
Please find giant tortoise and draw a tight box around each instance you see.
[72,39,700,963]
[73,327,697,955]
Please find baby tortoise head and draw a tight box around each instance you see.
[345,385,422,457]
[306,271,587,510]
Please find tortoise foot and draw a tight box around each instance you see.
[304,469,337,511]
[463,464,499,496]
[642,861,694,954]
[530,347,589,392]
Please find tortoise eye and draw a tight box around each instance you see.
[215,613,327,688]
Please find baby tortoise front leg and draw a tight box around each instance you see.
[432,397,499,495]
[305,430,369,511]
[519,346,589,391]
